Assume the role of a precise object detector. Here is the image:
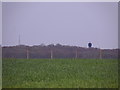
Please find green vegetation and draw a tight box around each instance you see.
[0,58,2,89]
[3,58,118,88]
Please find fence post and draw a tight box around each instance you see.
[51,49,53,59]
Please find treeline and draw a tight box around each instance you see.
[2,44,118,59]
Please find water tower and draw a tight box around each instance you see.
[88,42,92,48]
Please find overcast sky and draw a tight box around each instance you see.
[0,2,1,45]
[2,2,118,49]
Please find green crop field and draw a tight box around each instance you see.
[2,58,118,88]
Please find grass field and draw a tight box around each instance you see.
[2,58,118,88]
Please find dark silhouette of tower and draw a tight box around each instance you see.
[88,42,92,48]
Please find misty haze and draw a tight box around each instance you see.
[2,2,118,88]
[2,2,118,49]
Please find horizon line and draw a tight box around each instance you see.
[1,44,119,50]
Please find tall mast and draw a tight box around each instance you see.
[19,35,20,45]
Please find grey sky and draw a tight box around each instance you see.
[0,2,2,45]
[2,2,118,49]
